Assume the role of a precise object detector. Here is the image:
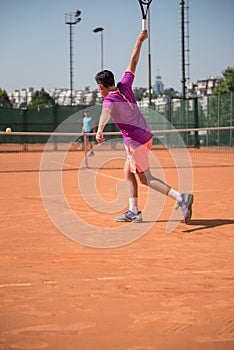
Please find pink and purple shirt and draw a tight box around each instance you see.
[102,71,153,148]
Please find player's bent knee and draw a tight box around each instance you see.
[138,172,149,186]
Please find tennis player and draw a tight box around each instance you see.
[95,30,194,224]
[82,110,96,156]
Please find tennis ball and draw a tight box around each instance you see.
[6,127,12,133]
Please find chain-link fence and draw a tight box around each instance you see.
[0,92,233,148]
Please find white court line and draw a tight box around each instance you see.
[193,188,234,193]
[191,159,233,167]
[0,281,55,288]
[86,168,126,182]
[97,276,124,281]
[192,270,234,274]
[0,283,32,288]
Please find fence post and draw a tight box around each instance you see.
[230,92,233,147]
[206,96,209,146]
[194,97,200,148]
[217,94,220,146]
[23,108,28,151]
[168,97,172,147]
[53,105,58,151]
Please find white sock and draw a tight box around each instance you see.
[129,197,139,213]
[168,188,182,202]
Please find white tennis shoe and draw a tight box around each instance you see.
[176,193,194,224]
[115,210,143,223]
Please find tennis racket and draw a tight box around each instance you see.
[138,0,152,30]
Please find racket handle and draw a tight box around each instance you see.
[142,19,146,30]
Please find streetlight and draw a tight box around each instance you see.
[65,10,81,106]
[93,27,104,71]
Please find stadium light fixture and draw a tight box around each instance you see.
[93,27,104,71]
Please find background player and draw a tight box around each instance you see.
[82,110,96,156]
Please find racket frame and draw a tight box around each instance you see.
[138,0,152,30]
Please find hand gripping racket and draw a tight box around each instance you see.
[138,0,152,30]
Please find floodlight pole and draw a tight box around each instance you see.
[180,0,186,99]
[65,11,81,106]
[93,27,104,71]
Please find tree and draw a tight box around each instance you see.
[0,89,12,108]
[28,88,55,109]
[133,87,146,101]
[213,66,234,94]
[206,67,234,145]
[160,88,178,98]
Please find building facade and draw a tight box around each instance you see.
[153,75,164,95]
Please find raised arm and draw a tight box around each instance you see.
[127,30,148,74]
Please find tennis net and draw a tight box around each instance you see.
[0,126,233,172]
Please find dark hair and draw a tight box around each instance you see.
[95,70,115,88]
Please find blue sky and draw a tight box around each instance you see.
[1,0,233,93]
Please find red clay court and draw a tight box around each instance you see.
[0,146,234,350]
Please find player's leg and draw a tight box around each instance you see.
[137,169,193,224]
[137,169,171,195]
[115,160,142,223]
[135,141,182,200]
[88,135,94,156]
[134,140,194,224]
[123,160,138,198]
